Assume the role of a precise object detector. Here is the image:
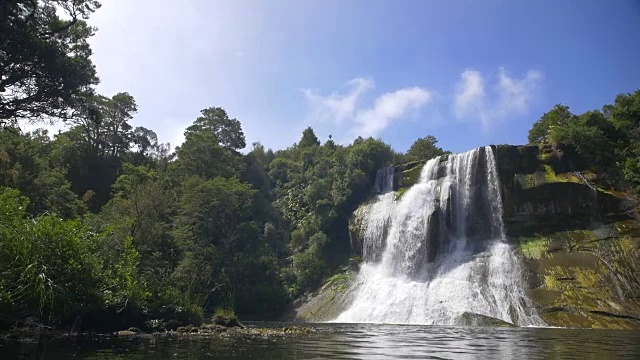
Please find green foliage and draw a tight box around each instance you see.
[527,90,640,192]
[188,107,246,151]
[176,177,256,247]
[292,232,328,292]
[100,236,148,309]
[299,127,320,148]
[549,111,616,173]
[0,128,86,217]
[0,187,101,321]
[528,104,575,144]
[112,163,157,198]
[406,135,448,161]
[0,0,101,125]
[266,131,406,296]
[173,130,243,180]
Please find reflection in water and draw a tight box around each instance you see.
[2,323,640,359]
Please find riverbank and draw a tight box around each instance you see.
[1,324,313,342]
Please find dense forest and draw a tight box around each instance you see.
[1,1,639,331]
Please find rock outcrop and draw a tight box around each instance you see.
[281,271,356,322]
[495,144,640,329]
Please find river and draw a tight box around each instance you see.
[2,322,639,359]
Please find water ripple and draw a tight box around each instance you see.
[2,323,640,359]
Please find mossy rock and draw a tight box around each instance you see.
[456,312,515,327]
[393,162,424,191]
[519,220,640,329]
[281,270,356,322]
[211,308,243,328]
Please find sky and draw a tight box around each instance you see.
[51,0,640,153]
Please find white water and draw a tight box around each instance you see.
[335,147,544,326]
[362,167,396,262]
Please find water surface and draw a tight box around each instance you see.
[3,322,639,359]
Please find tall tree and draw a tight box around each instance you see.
[528,104,575,144]
[187,107,246,151]
[0,0,101,125]
[174,107,246,179]
[102,92,137,157]
[298,127,320,148]
[406,135,447,161]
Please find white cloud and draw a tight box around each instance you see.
[495,67,543,117]
[302,78,431,140]
[353,87,431,137]
[454,70,485,120]
[302,77,374,123]
[454,67,543,126]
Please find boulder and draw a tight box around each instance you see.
[456,312,515,327]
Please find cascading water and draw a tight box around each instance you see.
[335,146,544,326]
[362,167,395,262]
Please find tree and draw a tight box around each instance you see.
[67,92,138,158]
[102,92,137,157]
[187,107,246,151]
[528,104,575,144]
[0,0,101,125]
[176,177,256,248]
[604,91,640,189]
[550,111,615,173]
[174,131,241,179]
[298,127,320,148]
[406,135,447,161]
[131,127,158,157]
[0,127,85,217]
[174,107,247,179]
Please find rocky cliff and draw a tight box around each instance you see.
[495,144,640,329]
[286,145,640,329]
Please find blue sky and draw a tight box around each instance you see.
[72,0,640,153]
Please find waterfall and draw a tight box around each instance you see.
[335,146,544,326]
[363,167,396,262]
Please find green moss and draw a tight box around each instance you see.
[544,275,560,290]
[515,173,538,189]
[541,164,582,184]
[395,187,409,200]
[392,163,425,197]
[325,272,350,292]
[594,185,632,199]
[620,236,634,253]
[575,268,599,288]
[540,152,555,165]
[514,167,582,189]
[542,164,558,182]
[401,163,423,188]
[519,236,549,259]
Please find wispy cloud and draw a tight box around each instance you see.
[454,67,543,126]
[353,87,432,137]
[302,78,431,140]
[302,77,374,124]
[454,70,485,121]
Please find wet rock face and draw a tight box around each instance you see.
[518,223,640,329]
[280,271,356,322]
[494,144,638,238]
[494,144,640,329]
[456,312,515,327]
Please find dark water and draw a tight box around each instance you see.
[2,322,640,359]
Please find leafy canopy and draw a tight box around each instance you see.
[0,0,101,125]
